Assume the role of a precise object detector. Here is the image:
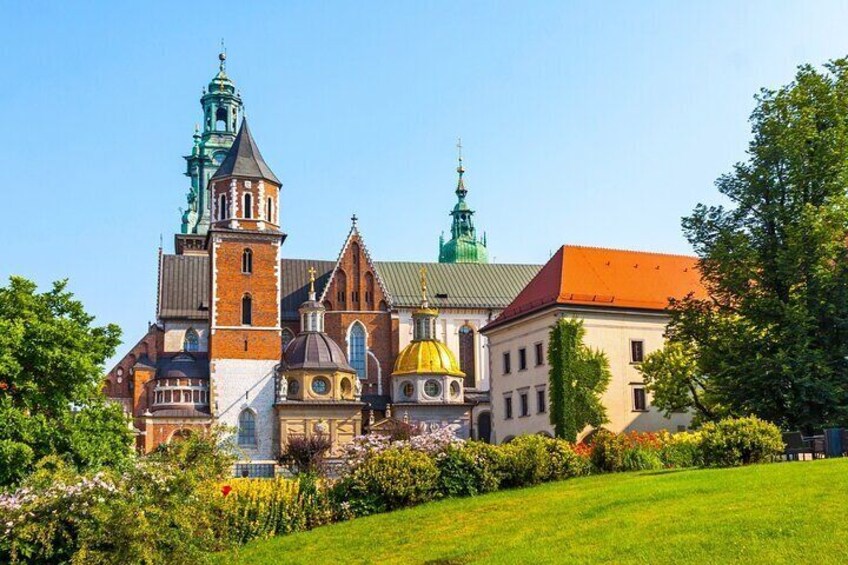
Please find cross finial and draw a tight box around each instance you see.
[351,213,358,227]
[419,266,429,305]
[307,266,317,299]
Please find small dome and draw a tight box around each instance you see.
[392,340,464,377]
[283,332,355,373]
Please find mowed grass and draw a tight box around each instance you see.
[222,459,848,564]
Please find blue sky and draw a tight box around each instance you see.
[2,1,847,359]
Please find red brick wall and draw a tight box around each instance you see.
[103,325,164,410]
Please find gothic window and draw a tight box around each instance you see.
[242,248,253,274]
[242,294,253,325]
[237,410,257,446]
[365,272,375,309]
[266,197,273,222]
[336,270,347,305]
[281,328,295,351]
[184,328,199,352]
[349,322,367,380]
[243,193,253,219]
[459,325,476,388]
[218,194,228,220]
[215,106,227,130]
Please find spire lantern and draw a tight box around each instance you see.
[438,141,489,264]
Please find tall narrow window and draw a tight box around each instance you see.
[349,322,367,379]
[242,248,253,274]
[237,410,256,446]
[631,340,645,363]
[633,387,647,411]
[503,352,512,375]
[242,294,253,325]
[218,194,228,220]
[364,272,375,309]
[184,328,199,352]
[534,342,544,366]
[520,392,529,417]
[504,395,513,420]
[458,325,476,388]
[266,197,273,223]
[336,270,347,305]
[537,388,546,413]
[518,348,527,371]
[243,193,253,219]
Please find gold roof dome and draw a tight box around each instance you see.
[393,340,465,377]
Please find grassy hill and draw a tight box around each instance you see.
[222,459,848,564]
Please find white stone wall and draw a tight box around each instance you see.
[211,359,278,461]
[395,308,498,391]
[163,321,209,353]
[485,307,691,444]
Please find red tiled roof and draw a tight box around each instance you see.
[484,245,707,331]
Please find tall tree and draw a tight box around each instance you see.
[547,318,611,441]
[0,277,131,484]
[670,59,848,431]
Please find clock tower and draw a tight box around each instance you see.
[178,48,245,253]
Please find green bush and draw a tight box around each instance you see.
[332,448,439,516]
[621,444,663,471]
[659,431,704,468]
[0,439,34,486]
[500,435,590,487]
[589,430,628,472]
[699,416,783,467]
[436,442,503,497]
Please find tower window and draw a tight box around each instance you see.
[349,322,367,380]
[266,197,273,222]
[237,410,257,446]
[243,193,253,219]
[184,328,199,352]
[218,194,229,220]
[242,248,253,274]
[242,294,253,325]
[215,106,227,130]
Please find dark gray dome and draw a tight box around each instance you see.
[283,332,355,373]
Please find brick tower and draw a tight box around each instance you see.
[207,118,285,467]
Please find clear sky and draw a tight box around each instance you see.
[2,1,848,361]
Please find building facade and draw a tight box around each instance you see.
[482,246,707,443]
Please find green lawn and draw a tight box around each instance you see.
[222,459,848,564]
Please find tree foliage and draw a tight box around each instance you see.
[0,276,130,485]
[547,318,611,441]
[637,342,720,425]
[670,59,848,431]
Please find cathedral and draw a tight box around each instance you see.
[104,53,540,475]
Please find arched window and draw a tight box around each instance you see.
[184,328,199,352]
[218,193,228,220]
[243,193,253,219]
[459,325,476,388]
[365,272,375,309]
[336,270,347,305]
[281,328,295,351]
[266,197,273,223]
[242,294,253,325]
[237,410,256,446]
[349,322,367,380]
[242,248,253,274]
[215,106,227,130]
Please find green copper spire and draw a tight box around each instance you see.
[438,140,489,264]
[181,43,244,235]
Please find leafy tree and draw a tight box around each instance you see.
[547,318,611,441]
[637,342,720,425]
[0,276,130,484]
[670,59,848,431]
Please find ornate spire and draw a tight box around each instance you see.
[219,39,226,73]
[438,140,489,264]
[308,266,317,301]
[419,266,429,308]
[456,138,466,198]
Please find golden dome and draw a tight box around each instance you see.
[392,340,465,377]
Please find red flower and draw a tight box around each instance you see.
[221,485,232,497]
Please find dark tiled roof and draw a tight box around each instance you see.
[150,408,212,418]
[280,259,335,320]
[156,353,209,380]
[159,255,209,320]
[375,261,541,309]
[210,119,280,185]
[283,332,355,373]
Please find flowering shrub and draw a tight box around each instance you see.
[332,448,440,516]
[500,435,590,487]
[435,441,504,497]
[589,431,664,472]
[658,430,704,468]
[699,416,783,467]
[340,427,462,471]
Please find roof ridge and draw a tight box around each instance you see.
[563,244,697,261]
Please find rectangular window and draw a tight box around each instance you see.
[534,342,544,366]
[520,392,529,417]
[518,348,527,371]
[503,352,512,375]
[633,387,647,411]
[504,396,513,420]
[631,340,645,363]
[537,388,546,413]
